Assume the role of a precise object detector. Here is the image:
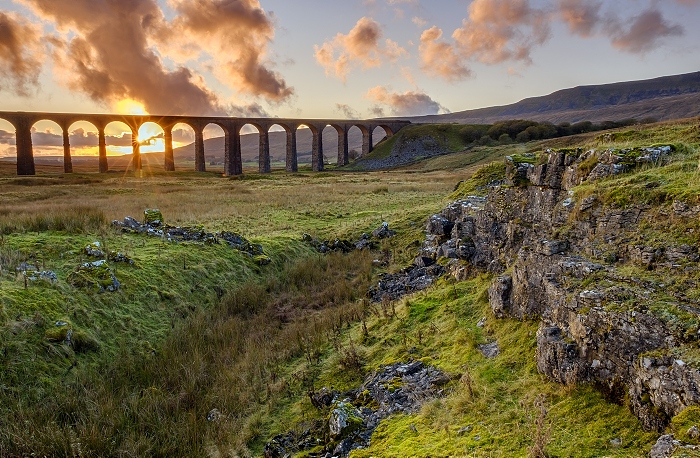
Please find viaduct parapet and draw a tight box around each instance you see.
[0,112,411,175]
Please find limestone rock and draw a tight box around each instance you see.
[372,222,396,239]
[328,402,363,439]
[649,434,677,458]
[478,341,500,358]
[488,275,512,318]
[85,241,105,258]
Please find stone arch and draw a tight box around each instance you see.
[104,121,135,172]
[239,123,264,173]
[373,124,394,143]
[30,119,65,174]
[295,123,322,171]
[203,123,227,171]
[346,125,364,161]
[66,120,100,173]
[322,124,345,166]
[0,118,17,170]
[268,123,294,172]
[137,122,166,172]
[350,124,371,157]
[168,122,196,171]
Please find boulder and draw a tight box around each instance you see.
[372,222,396,239]
[328,401,364,439]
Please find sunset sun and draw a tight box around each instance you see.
[115,99,148,116]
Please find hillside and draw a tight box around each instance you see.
[1,119,700,457]
[413,71,700,124]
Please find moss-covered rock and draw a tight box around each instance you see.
[254,255,272,266]
[84,241,105,258]
[44,321,100,352]
[67,260,120,292]
[143,208,164,227]
[327,401,364,439]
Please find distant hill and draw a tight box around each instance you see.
[169,72,700,164]
[411,71,700,125]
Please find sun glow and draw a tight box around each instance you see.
[137,122,165,152]
[115,99,148,115]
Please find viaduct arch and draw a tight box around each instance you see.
[0,112,410,176]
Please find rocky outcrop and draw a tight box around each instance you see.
[303,222,396,255]
[112,210,265,258]
[414,145,699,433]
[264,360,451,458]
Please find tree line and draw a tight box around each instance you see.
[458,117,658,146]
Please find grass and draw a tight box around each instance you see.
[2,117,700,456]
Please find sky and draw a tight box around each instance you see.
[1,0,699,156]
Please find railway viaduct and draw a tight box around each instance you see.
[0,112,411,176]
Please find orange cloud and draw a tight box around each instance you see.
[0,11,43,96]
[164,0,293,102]
[13,0,292,115]
[453,0,550,65]
[365,86,447,116]
[419,26,472,82]
[314,17,407,81]
[418,0,548,82]
[557,0,602,38]
[607,8,684,54]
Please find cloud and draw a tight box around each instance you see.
[369,105,385,118]
[412,16,427,27]
[418,0,549,82]
[16,0,292,115]
[172,128,195,143]
[21,126,133,147]
[227,102,270,118]
[365,86,448,116]
[452,0,550,65]
[0,129,16,145]
[557,0,602,37]
[0,11,43,96]
[416,0,688,82]
[335,103,360,119]
[314,17,407,81]
[164,0,293,103]
[419,26,472,82]
[607,8,684,53]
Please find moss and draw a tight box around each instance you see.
[451,162,507,199]
[143,208,164,226]
[44,321,100,352]
[578,153,599,177]
[671,406,700,445]
[509,153,538,164]
[44,322,71,342]
[67,260,119,292]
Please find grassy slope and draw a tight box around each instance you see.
[0,118,698,456]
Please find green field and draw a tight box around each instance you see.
[1,118,700,457]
